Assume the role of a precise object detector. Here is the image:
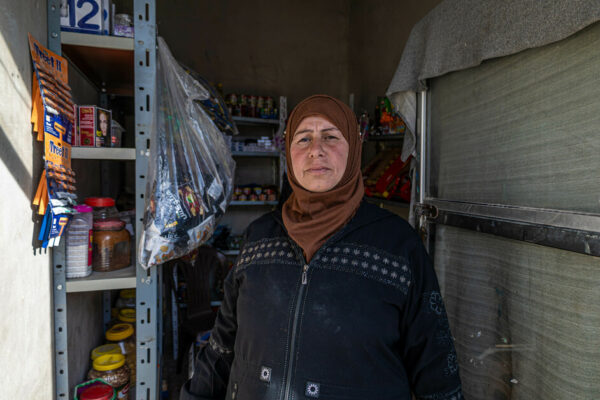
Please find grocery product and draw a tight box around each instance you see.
[106,323,136,384]
[115,289,136,309]
[74,378,116,400]
[87,354,130,400]
[86,198,131,272]
[91,344,122,361]
[65,205,93,278]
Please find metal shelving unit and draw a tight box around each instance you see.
[230,200,279,206]
[232,115,280,126]
[231,151,280,157]
[72,147,137,160]
[65,265,137,293]
[50,1,159,399]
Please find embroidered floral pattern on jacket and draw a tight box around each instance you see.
[305,382,320,398]
[234,237,297,272]
[313,242,412,292]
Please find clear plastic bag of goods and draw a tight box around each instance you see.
[138,37,235,269]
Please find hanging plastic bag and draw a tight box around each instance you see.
[139,37,235,269]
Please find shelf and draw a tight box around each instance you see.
[221,249,240,256]
[232,151,280,157]
[71,147,136,160]
[230,201,278,206]
[65,265,136,293]
[365,196,410,209]
[61,32,134,96]
[365,134,405,142]
[232,116,280,126]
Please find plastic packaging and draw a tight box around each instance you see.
[87,354,130,400]
[106,323,136,384]
[66,205,93,278]
[74,378,116,400]
[138,37,235,268]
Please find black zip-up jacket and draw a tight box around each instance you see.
[181,201,463,400]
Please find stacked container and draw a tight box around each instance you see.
[65,205,94,278]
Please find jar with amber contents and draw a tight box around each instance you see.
[106,323,136,384]
[87,354,130,400]
[92,219,130,272]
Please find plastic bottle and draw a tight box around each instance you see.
[66,205,94,278]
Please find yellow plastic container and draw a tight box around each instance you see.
[91,343,122,361]
[117,308,136,324]
[106,323,136,385]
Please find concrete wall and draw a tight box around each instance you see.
[0,1,53,398]
[349,0,442,113]
[157,0,352,109]
[157,0,441,112]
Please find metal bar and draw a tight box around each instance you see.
[103,291,112,332]
[425,199,600,234]
[52,243,69,399]
[47,0,61,53]
[48,3,68,398]
[134,1,157,398]
[418,91,427,203]
[434,209,600,257]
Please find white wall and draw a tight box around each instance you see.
[0,0,54,398]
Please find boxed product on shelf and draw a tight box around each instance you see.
[78,106,112,147]
[60,0,110,35]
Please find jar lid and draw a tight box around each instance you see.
[118,308,136,323]
[119,289,136,299]
[93,353,125,372]
[106,323,134,341]
[93,220,126,231]
[85,197,116,208]
[80,381,114,400]
[75,204,93,213]
[91,343,122,360]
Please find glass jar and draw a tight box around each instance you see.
[92,219,131,272]
[87,354,130,400]
[65,205,93,278]
[115,289,136,309]
[106,323,136,384]
[85,197,120,222]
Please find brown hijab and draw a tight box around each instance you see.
[282,94,364,262]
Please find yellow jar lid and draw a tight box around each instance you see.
[119,289,136,299]
[118,308,136,323]
[91,343,121,360]
[93,353,125,371]
[106,323,134,341]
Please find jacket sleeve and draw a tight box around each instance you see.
[399,237,464,400]
[179,266,239,400]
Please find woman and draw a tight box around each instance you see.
[181,95,463,400]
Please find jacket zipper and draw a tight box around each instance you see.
[279,229,349,400]
[282,242,309,400]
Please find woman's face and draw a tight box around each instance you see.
[290,116,349,192]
